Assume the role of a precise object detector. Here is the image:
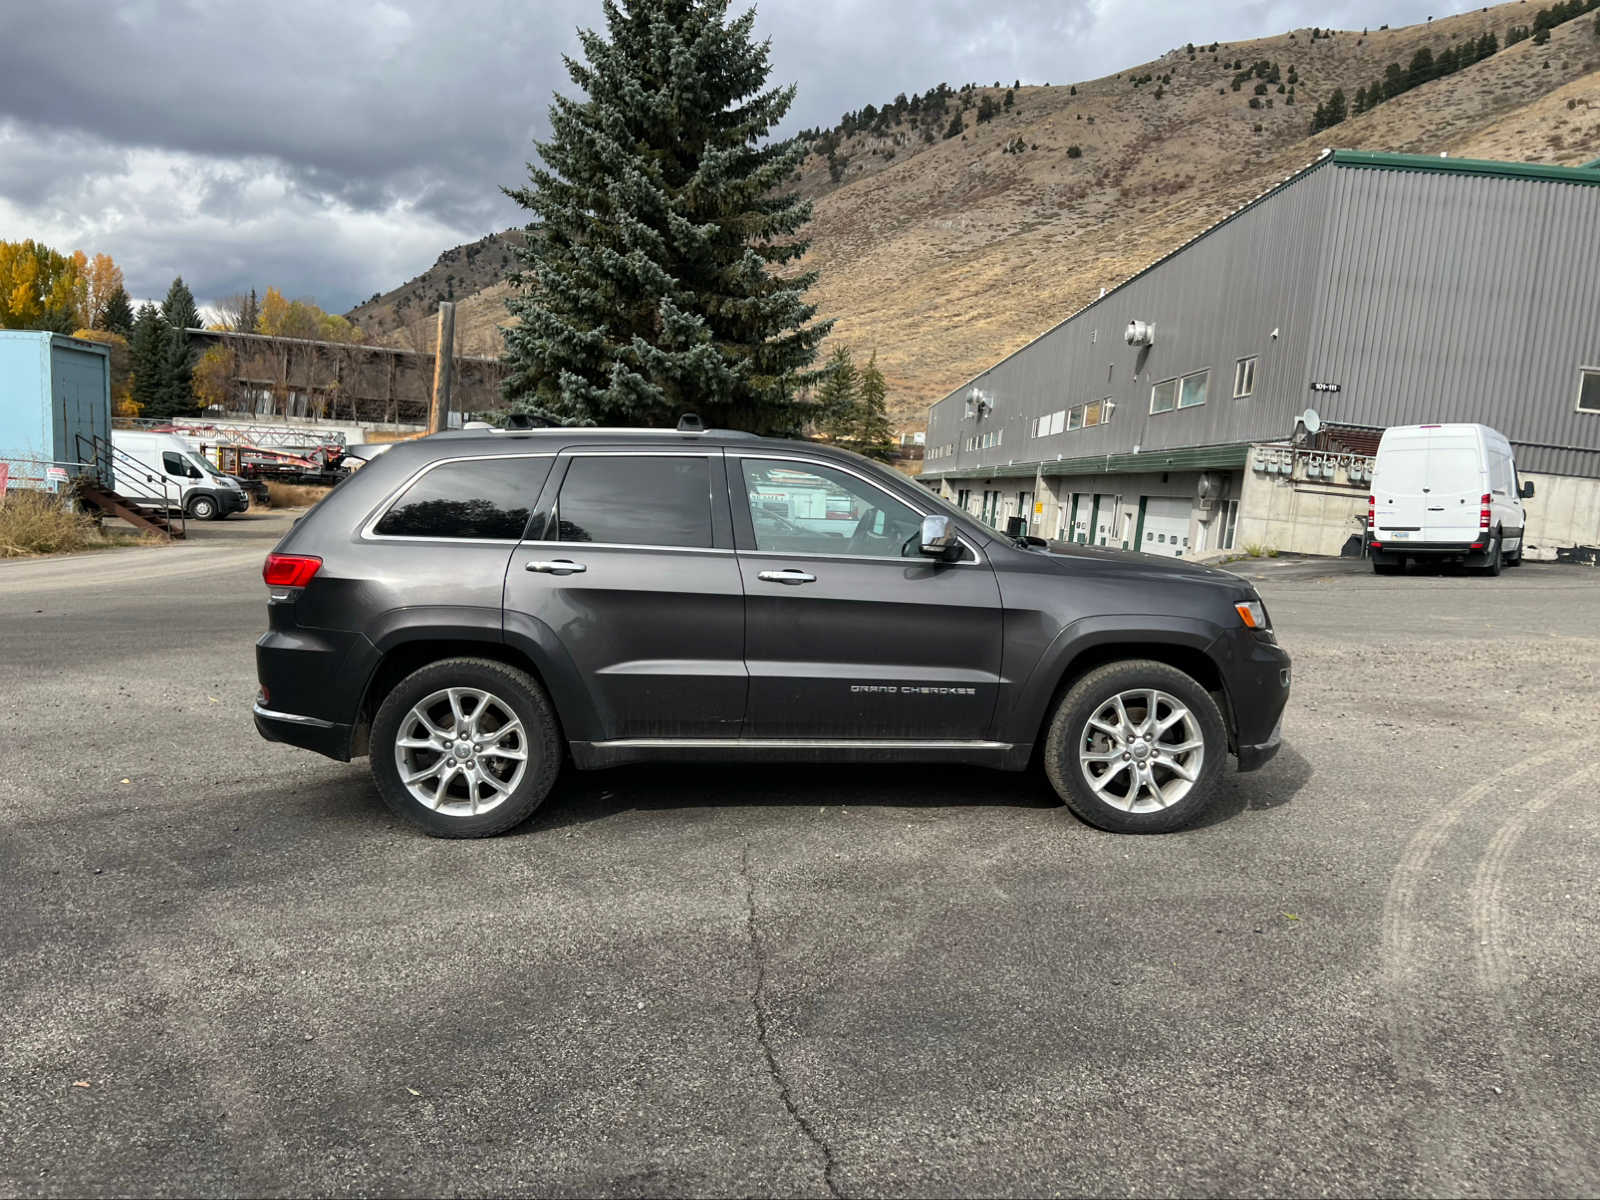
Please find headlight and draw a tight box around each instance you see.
[1234,599,1269,630]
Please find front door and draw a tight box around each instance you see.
[503,449,746,739]
[731,454,1003,740]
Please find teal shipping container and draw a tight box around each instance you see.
[0,330,112,490]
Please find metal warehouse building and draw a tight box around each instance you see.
[921,150,1600,560]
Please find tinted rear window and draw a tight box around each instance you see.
[373,457,551,540]
[555,455,712,547]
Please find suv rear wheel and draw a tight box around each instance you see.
[1043,659,1227,834]
[371,657,561,838]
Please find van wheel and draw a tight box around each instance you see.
[186,494,218,521]
[1042,660,1227,834]
[371,657,562,838]
[1373,561,1401,576]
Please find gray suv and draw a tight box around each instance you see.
[254,425,1289,836]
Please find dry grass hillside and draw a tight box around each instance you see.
[351,1,1600,424]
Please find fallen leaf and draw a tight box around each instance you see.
[119,778,131,785]
[1283,912,1300,921]
[71,1080,91,1088]
[406,1087,421,1097]
[207,696,219,704]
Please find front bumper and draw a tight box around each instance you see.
[1236,715,1283,772]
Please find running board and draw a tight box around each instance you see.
[571,737,1028,771]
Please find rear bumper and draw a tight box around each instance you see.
[253,700,353,761]
[1370,537,1486,559]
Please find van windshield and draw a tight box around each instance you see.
[194,455,227,478]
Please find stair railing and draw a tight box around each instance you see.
[73,432,187,540]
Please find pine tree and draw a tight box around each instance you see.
[849,351,895,461]
[154,277,201,417]
[499,0,832,433]
[813,345,859,433]
[237,288,260,333]
[129,303,167,416]
[102,285,134,337]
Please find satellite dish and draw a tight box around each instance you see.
[1302,408,1321,435]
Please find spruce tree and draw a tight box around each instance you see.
[156,276,200,417]
[813,345,859,435]
[850,351,895,461]
[129,303,167,416]
[500,0,832,433]
[102,285,134,337]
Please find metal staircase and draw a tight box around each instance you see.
[73,433,186,540]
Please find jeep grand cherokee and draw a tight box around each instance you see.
[254,425,1289,836]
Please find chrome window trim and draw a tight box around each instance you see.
[516,541,733,556]
[360,451,559,542]
[731,452,985,566]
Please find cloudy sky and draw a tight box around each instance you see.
[0,0,1472,314]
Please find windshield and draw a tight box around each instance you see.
[195,455,228,478]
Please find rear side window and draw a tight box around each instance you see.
[555,455,711,547]
[373,457,551,540]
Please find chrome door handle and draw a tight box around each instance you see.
[525,559,587,575]
[758,568,816,585]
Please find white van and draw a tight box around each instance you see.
[1368,423,1533,576]
[110,430,248,521]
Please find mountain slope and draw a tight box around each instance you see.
[350,1,1600,423]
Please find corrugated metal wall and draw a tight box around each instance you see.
[926,158,1600,481]
[1310,165,1600,477]
[926,163,1334,478]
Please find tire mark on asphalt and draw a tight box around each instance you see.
[1469,762,1600,1183]
[740,847,844,1199]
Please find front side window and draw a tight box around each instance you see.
[740,458,923,559]
[1151,379,1177,414]
[1578,367,1600,414]
[161,451,192,477]
[1179,370,1209,408]
[555,455,711,547]
[373,457,550,540]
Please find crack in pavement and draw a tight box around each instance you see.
[740,846,844,1199]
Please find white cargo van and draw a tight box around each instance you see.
[1367,423,1533,576]
[110,430,248,521]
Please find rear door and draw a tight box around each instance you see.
[731,454,1002,740]
[502,448,745,740]
[1419,432,1486,544]
[1373,432,1430,542]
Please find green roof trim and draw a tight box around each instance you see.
[926,443,1251,482]
[1331,149,1600,187]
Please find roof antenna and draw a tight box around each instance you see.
[677,413,705,432]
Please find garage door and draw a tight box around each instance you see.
[1141,496,1191,558]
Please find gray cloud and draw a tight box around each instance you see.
[0,0,1472,311]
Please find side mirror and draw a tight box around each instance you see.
[919,514,960,561]
[1519,480,1535,499]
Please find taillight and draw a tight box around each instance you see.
[263,553,322,588]
[1479,493,1491,531]
[1367,495,1375,531]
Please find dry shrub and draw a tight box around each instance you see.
[266,481,333,509]
[0,490,117,557]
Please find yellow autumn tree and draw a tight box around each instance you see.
[192,344,236,410]
[257,285,363,343]
[79,253,124,330]
[0,239,84,332]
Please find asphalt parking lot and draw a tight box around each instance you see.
[2,513,1598,1198]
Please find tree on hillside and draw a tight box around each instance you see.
[155,276,201,417]
[813,345,859,432]
[944,110,964,138]
[0,239,82,332]
[128,303,167,416]
[499,0,832,433]
[101,284,134,337]
[848,351,895,461]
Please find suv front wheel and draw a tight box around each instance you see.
[1043,659,1227,833]
[371,657,562,837]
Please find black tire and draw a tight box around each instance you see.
[1042,659,1228,834]
[1373,561,1401,576]
[186,494,218,521]
[1505,538,1523,566]
[370,657,562,838]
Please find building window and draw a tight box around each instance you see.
[1579,367,1600,414]
[1151,378,1177,414]
[1083,400,1101,427]
[1049,409,1065,435]
[1179,370,1209,409]
[1102,399,1115,424]
[1234,356,1257,398]
[1220,498,1239,550]
[1067,405,1084,431]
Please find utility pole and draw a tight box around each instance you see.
[429,302,456,434]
